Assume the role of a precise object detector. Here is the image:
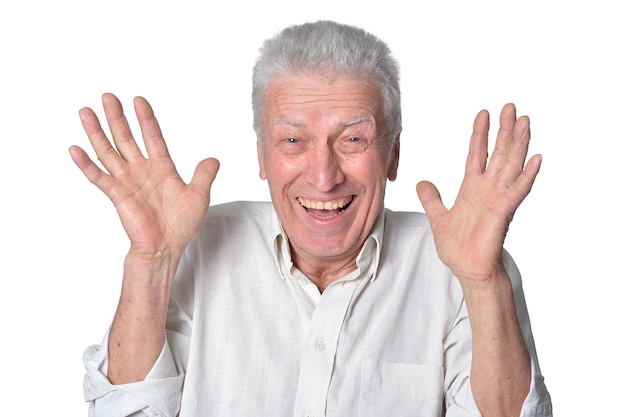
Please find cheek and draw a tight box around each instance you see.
[349,154,389,183]
[264,155,301,189]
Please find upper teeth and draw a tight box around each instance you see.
[298,196,353,210]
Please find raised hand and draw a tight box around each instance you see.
[416,103,541,287]
[69,93,220,261]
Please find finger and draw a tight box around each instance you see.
[79,105,126,175]
[189,158,221,205]
[134,96,172,160]
[508,153,542,206]
[416,181,447,226]
[465,109,490,176]
[497,114,531,185]
[102,93,145,162]
[68,145,114,192]
[485,103,517,175]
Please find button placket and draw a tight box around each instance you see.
[293,275,367,417]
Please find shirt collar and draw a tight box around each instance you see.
[270,207,386,283]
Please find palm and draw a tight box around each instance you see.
[70,93,219,257]
[417,104,541,283]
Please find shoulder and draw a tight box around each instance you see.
[205,200,274,220]
[383,209,431,229]
[382,209,434,246]
[193,201,277,247]
[376,209,465,318]
[379,208,441,272]
[201,201,276,230]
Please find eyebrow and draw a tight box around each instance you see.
[339,116,375,127]
[275,118,306,127]
[275,115,375,127]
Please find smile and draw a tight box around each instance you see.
[297,196,354,218]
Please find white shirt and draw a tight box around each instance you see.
[83,201,552,417]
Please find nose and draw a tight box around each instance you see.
[304,142,345,192]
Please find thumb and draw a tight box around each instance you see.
[190,157,220,201]
[416,180,447,224]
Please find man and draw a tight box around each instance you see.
[72,20,552,417]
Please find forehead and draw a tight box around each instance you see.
[263,74,384,127]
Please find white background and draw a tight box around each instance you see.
[1,1,623,415]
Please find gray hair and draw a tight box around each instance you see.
[252,20,401,144]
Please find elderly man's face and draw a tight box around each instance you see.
[257,74,399,268]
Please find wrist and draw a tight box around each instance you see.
[122,248,183,299]
[453,263,509,293]
[125,245,184,272]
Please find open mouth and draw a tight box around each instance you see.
[297,196,354,219]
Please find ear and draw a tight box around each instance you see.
[257,141,267,180]
[387,133,400,181]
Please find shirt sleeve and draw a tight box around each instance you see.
[82,329,185,417]
[443,359,552,417]
[443,250,553,417]
[82,245,195,417]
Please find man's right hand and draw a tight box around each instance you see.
[69,93,219,262]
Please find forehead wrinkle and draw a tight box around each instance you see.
[274,115,375,129]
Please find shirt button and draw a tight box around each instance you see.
[315,338,326,351]
[305,413,314,417]
[148,406,159,415]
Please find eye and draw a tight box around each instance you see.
[286,137,299,144]
[338,135,369,154]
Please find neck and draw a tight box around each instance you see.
[291,250,359,293]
